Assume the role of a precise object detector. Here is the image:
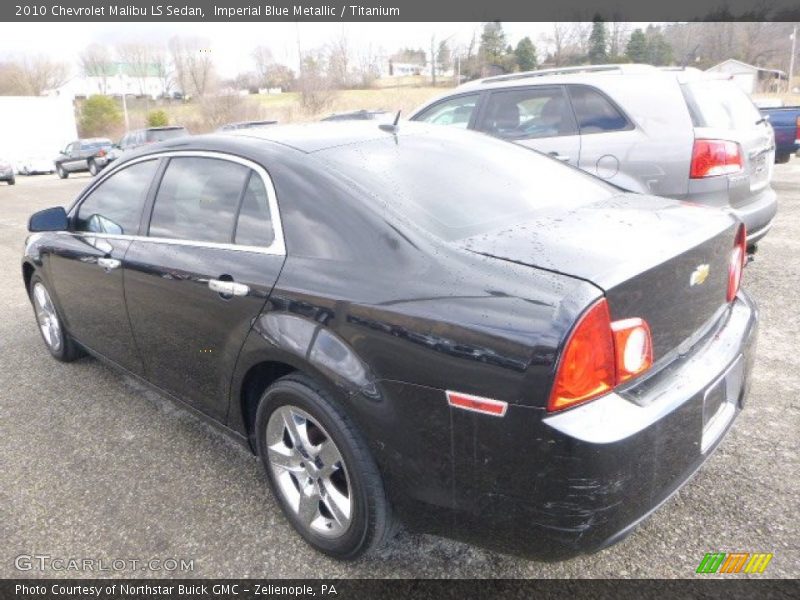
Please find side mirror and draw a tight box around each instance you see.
[29,207,68,232]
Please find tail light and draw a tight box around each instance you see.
[795,116,800,144]
[690,139,743,178]
[727,223,747,302]
[548,298,654,412]
[97,149,106,157]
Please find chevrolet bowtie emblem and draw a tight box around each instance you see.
[690,264,710,286]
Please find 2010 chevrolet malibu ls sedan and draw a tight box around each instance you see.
[22,122,758,560]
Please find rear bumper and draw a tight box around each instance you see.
[434,292,758,559]
[685,182,777,244]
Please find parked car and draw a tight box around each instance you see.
[54,138,114,178]
[411,64,777,246]
[218,120,278,131]
[759,105,799,163]
[23,122,757,560]
[322,109,392,122]
[17,155,55,175]
[118,126,189,153]
[0,157,14,185]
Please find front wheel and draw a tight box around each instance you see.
[56,164,68,179]
[255,373,395,560]
[7,176,14,185]
[29,275,83,362]
[775,153,791,164]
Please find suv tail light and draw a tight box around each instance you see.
[795,116,800,144]
[727,223,747,302]
[690,139,743,178]
[548,299,654,413]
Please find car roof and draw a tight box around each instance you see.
[222,121,430,153]
[453,64,710,92]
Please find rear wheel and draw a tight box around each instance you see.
[7,176,14,185]
[88,160,98,176]
[255,373,394,559]
[56,164,68,179]
[29,276,83,362]
[775,153,791,164]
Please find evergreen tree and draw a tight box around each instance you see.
[626,29,648,63]
[479,22,507,67]
[588,16,608,64]
[514,36,538,71]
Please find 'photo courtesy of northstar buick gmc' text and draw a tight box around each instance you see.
[22,121,757,559]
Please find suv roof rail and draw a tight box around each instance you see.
[479,63,657,84]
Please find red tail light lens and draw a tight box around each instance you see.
[795,116,800,144]
[727,223,747,302]
[611,318,653,383]
[97,149,106,157]
[548,299,655,412]
[548,299,616,412]
[690,139,743,178]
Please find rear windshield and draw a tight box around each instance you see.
[316,129,617,241]
[81,140,112,150]
[682,80,763,130]
[146,128,186,142]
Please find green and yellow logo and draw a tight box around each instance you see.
[696,552,773,574]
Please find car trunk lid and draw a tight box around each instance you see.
[459,193,738,358]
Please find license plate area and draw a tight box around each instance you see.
[701,356,744,453]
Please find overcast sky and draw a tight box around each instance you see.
[0,22,567,77]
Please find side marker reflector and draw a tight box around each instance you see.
[446,391,508,417]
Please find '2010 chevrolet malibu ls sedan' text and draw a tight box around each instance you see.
[22,122,758,560]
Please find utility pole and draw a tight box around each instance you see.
[789,25,797,95]
[431,35,436,87]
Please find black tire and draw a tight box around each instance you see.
[28,274,84,362]
[56,164,68,179]
[7,176,14,185]
[255,372,394,560]
[88,160,98,176]
[775,153,791,164]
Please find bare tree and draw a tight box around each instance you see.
[252,45,274,89]
[297,51,335,114]
[608,22,631,59]
[79,44,115,94]
[169,36,215,98]
[327,31,351,88]
[151,47,172,97]
[8,55,69,95]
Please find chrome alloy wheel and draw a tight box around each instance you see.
[32,282,63,353]
[266,405,352,538]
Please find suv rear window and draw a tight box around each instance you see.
[681,80,762,130]
[146,128,187,142]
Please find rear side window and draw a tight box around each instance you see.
[234,174,274,247]
[414,94,480,128]
[149,157,248,243]
[568,85,631,134]
[479,87,577,139]
[75,160,158,235]
[146,128,186,142]
[681,80,763,130]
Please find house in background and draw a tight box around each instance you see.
[706,59,787,94]
[48,62,171,101]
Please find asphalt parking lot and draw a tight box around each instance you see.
[1,169,798,579]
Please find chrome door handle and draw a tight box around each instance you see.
[548,152,570,162]
[208,279,250,297]
[97,257,121,270]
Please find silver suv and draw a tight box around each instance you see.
[410,64,777,244]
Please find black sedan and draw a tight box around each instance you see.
[22,122,758,560]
